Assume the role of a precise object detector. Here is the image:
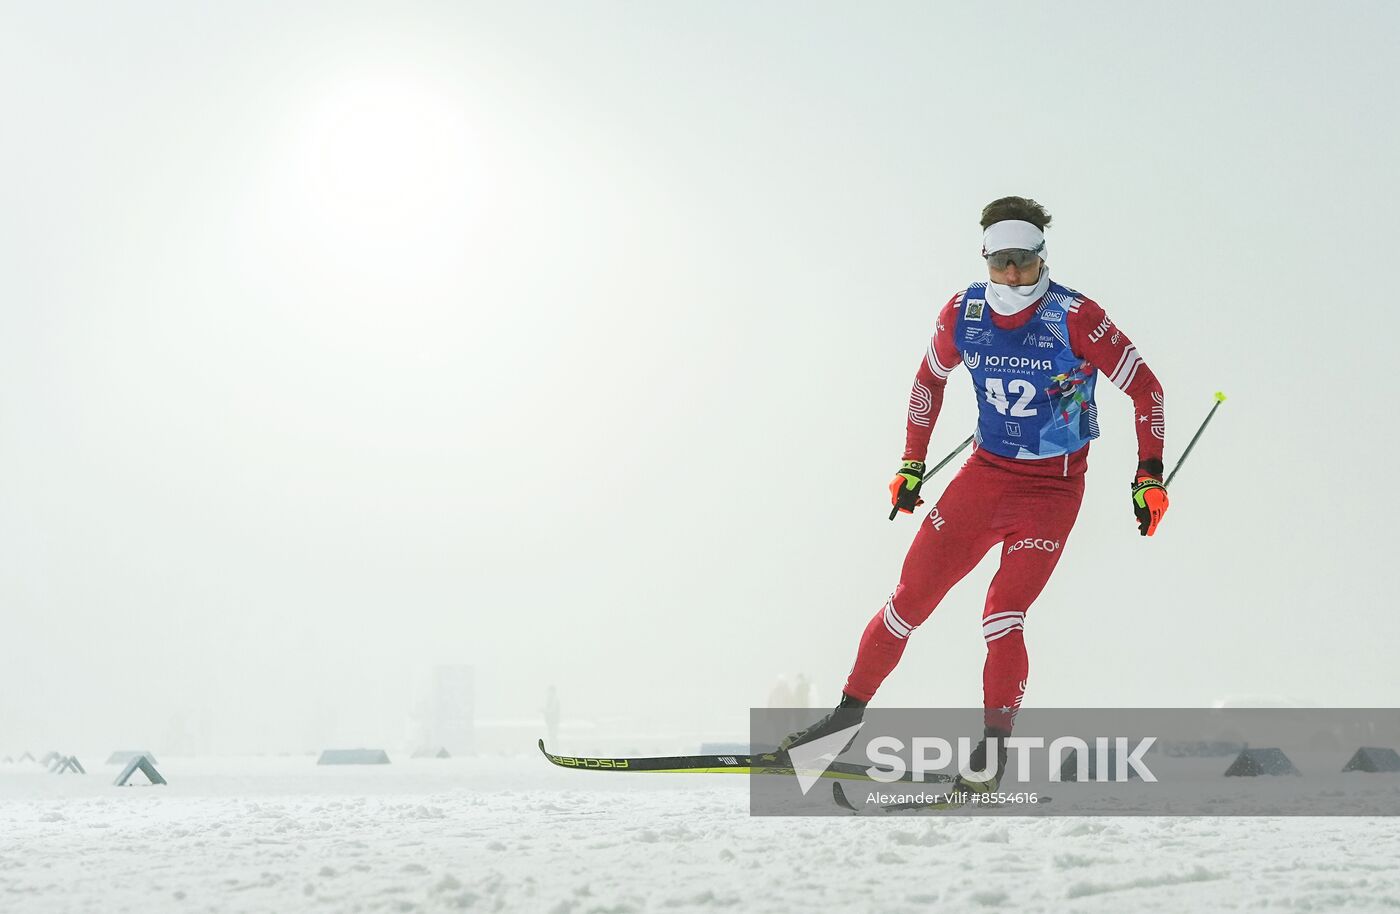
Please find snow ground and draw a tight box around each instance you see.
[3,754,1400,914]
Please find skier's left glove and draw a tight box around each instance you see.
[888,460,926,518]
[1131,472,1169,537]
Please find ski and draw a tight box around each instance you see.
[833,780,1051,813]
[537,739,947,783]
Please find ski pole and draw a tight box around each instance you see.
[1165,391,1227,488]
[889,434,975,520]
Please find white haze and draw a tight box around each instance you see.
[1,1,1397,754]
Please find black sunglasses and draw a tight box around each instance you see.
[984,248,1042,270]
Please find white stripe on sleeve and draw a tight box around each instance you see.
[927,342,955,380]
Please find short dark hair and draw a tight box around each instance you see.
[980,197,1052,231]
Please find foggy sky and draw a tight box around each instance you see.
[3,0,1397,754]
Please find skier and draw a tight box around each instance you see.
[783,197,1168,795]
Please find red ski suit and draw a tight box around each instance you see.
[844,288,1164,731]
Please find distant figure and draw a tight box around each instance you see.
[543,685,561,747]
[793,673,816,708]
[767,675,797,737]
[767,675,793,709]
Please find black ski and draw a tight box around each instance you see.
[537,739,946,784]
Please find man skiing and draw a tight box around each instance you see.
[783,197,1168,794]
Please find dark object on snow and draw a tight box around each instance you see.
[107,750,159,766]
[411,746,451,759]
[114,754,166,786]
[317,748,391,765]
[54,756,86,775]
[1058,746,1143,781]
[1342,747,1400,773]
[19,752,36,763]
[1224,747,1300,777]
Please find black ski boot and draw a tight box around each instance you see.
[953,731,1011,796]
[779,693,868,755]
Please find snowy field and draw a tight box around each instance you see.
[4,754,1400,913]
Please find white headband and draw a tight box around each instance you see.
[982,219,1047,261]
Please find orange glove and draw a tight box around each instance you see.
[1131,472,1169,536]
[889,460,926,517]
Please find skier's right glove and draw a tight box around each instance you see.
[888,460,926,519]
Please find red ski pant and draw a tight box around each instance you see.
[844,453,1085,732]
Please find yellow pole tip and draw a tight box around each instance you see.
[1214,391,1227,402]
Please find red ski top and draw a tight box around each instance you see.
[904,289,1165,478]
